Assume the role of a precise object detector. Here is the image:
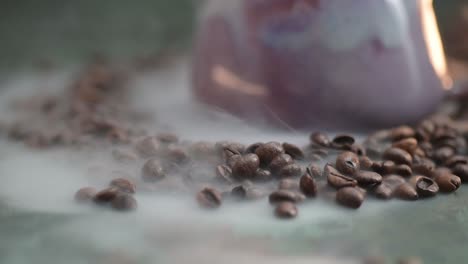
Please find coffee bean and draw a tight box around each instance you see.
[156,132,179,144]
[310,132,330,147]
[435,173,461,192]
[112,149,138,163]
[94,188,120,204]
[350,144,366,156]
[371,160,395,175]
[300,171,317,197]
[215,164,233,184]
[383,175,407,188]
[310,154,323,162]
[324,164,357,189]
[414,176,439,197]
[110,178,136,194]
[74,187,97,203]
[190,141,216,158]
[231,185,248,200]
[336,151,360,175]
[255,141,284,166]
[218,142,245,156]
[359,156,374,170]
[278,179,299,190]
[311,148,329,158]
[278,163,303,178]
[274,202,298,219]
[452,163,468,182]
[390,126,415,141]
[255,168,273,181]
[412,157,435,176]
[197,187,222,209]
[432,146,455,163]
[245,187,265,200]
[135,136,160,157]
[232,153,260,180]
[382,148,412,165]
[444,155,468,168]
[336,187,364,209]
[394,183,419,201]
[111,193,138,211]
[268,153,293,173]
[269,190,303,204]
[332,134,355,149]
[307,164,322,178]
[373,184,393,200]
[245,142,263,154]
[355,171,382,186]
[390,164,413,177]
[226,154,242,168]
[392,137,418,153]
[282,142,305,160]
[141,159,165,182]
[165,146,190,164]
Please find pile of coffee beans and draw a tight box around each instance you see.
[69,115,468,219]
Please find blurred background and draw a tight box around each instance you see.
[0,0,466,71]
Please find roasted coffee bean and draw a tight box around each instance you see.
[156,132,179,144]
[350,144,366,156]
[110,178,136,194]
[432,146,455,163]
[390,164,413,177]
[255,141,284,166]
[336,187,364,209]
[93,188,120,204]
[336,151,360,175]
[218,142,245,156]
[226,154,242,168]
[282,142,305,160]
[111,193,138,211]
[245,187,265,200]
[418,142,433,156]
[307,164,322,178]
[231,185,248,200]
[392,137,418,153]
[435,173,461,192]
[324,164,357,189]
[232,154,260,179]
[245,142,262,154]
[332,134,355,148]
[268,153,293,173]
[394,183,419,201]
[371,160,395,175]
[452,163,468,182]
[382,148,412,165]
[355,171,382,186]
[412,157,435,176]
[141,159,166,182]
[274,202,298,219]
[255,168,273,181]
[112,149,138,163]
[278,179,299,190]
[383,175,406,188]
[197,187,222,209]
[311,148,329,157]
[74,187,97,203]
[390,126,415,141]
[278,163,303,178]
[269,190,304,204]
[135,136,160,157]
[215,164,234,184]
[444,155,468,168]
[299,171,317,197]
[310,154,323,162]
[310,132,330,147]
[359,156,374,170]
[190,141,216,158]
[414,176,439,197]
[373,184,393,200]
[165,146,190,164]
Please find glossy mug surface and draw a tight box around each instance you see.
[192,0,449,130]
